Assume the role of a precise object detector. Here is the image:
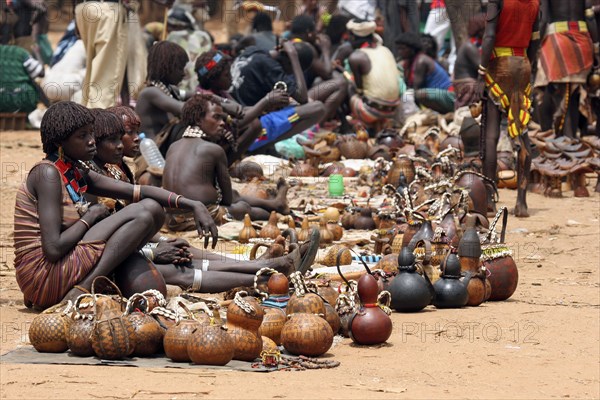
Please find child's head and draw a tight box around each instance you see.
[396,32,423,60]
[108,105,141,158]
[291,15,316,42]
[252,12,273,33]
[147,41,189,85]
[275,41,314,73]
[195,50,233,92]
[40,101,95,158]
[90,109,125,165]
[181,94,225,141]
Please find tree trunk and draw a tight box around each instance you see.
[445,0,483,49]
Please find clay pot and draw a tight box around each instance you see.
[318,217,334,247]
[388,248,435,312]
[89,278,136,360]
[338,136,369,159]
[433,253,470,309]
[316,281,339,306]
[353,208,376,230]
[163,302,201,362]
[226,292,264,361]
[29,303,73,353]
[455,172,488,217]
[349,274,393,345]
[376,128,403,149]
[319,244,351,267]
[341,210,357,230]
[459,215,490,306]
[324,302,341,334]
[67,318,95,357]
[483,246,519,301]
[258,307,287,345]
[259,211,281,239]
[267,273,289,296]
[290,160,319,177]
[124,294,164,357]
[376,254,399,275]
[327,221,344,241]
[280,313,334,356]
[238,214,258,244]
[239,178,269,199]
[298,217,311,242]
[387,156,415,187]
[323,207,340,223]
[187,324,235,366]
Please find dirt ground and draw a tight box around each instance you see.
[0,130,599,399]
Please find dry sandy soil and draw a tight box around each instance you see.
[0,130,599,399]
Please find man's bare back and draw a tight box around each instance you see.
[543,0,585,23]
[163,137,231,206]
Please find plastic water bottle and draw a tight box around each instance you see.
[138,133,165,169]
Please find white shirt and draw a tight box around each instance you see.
[337,0,377,21]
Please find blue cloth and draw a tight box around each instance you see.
[424,61,452,90]
[50,21,78,67]
[248,106,297,152]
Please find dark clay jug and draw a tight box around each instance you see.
[389,247,435,312]
[433,253,471,309]
[459,214,491,306]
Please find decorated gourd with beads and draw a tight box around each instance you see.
[163,302,201,362]
[349,273,393,345]
[89,277,136,360]
[255,268,288,344]
[67,294,95,357]
[29,302,73,353]
[124,294,164,357]
[187,305,234,366]
[280,272,334,355]
[226,291,264,361]
[286,272,326,316]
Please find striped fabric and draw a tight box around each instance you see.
[485,55,532,138]
[540,21,594,83]
[350,94,400,125]
[13,161,105,309]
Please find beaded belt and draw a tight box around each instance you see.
[491,47,526,59]
[547,21,588,34]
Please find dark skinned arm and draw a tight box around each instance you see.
[86,170,218,248]
[412,56,432,90]
[585,0,599,63]
[348,51,370,91]
[540,0,550,40]
[212,144,233,206]
[527,11,541,77]
[465,44,482,74]
[148,87,184,116]
[283,41,309,104]
[310,35,333,80]
[480,1,499,72]
[32,164,109,263]
[399,3,411,33]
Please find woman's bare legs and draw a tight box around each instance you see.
[62,199,164,301]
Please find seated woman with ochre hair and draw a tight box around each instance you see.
[13,101,219,310]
